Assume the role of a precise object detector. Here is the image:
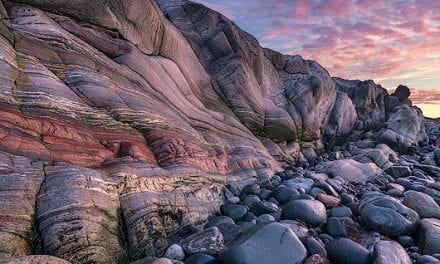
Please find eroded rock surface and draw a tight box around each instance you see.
[0,0,431,263]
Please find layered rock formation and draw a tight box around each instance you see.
[0,0,430,263]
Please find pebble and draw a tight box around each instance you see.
[374,240,411,264]
[327,217,347,237]
[220,204,248,221]
[256,214,275,224]
[329,207,353,218]
[316,193,341,208]
[163,244,185,261]
[273,185,299,204]
[418,218,440,255]
[250,201,279,216]
[281,199,327,227]
[403,190,440,218]
[326,238,371,264]
[243,194,261,208]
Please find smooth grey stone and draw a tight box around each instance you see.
[237,221,255,233]
[242,195,260,208]
[224,188,240,204]
[241,212,257,223]
[249,201,279,216]
[385,183,405,192]
[289,194,314,201]
[258,189,272,200]
[218,222,307,264]
[226,184,240,196]
[279,220,309,240]
[327,217,347,238]
[386,166,411,178]
[374,240,411,264]
[310,187,326,198]
[318,233,334,245]
[256,214,275,224]
[242,184,261,195]
[284,178,314,193]
[417,218,440,255]
[326,238,372,264]
[329,207,353,218]
[341,193,356,205]
[416,255,440,264]
[359,192,419,236]
[220,204,247,221]
[396,178,413,189]
[387,188,404,198]
[434,149,440,166]
[217,223,242,244]
[304,236,327,256]
[314,181,338,196]
[204,216,234,229]
[403,190,440,218]
[164,244,185,261]
[267,197,279,205]
[273,185,299,204]
[398,235,416,248]
[281,199,327,227]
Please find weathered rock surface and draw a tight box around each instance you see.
[5,255,72,264]
[281,199,327,227]
[218,222,307,264]
[321,159,382,183]
[373,241,412,264]
[417,218,440,255]
[359,192,419,237]
[326,238,372,264]
[403,191,440,219]
[0,0,430,263]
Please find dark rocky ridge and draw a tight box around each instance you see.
[0,0,437,263]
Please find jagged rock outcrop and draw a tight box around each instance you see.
[158,0,359,151]
[0,0,428,263]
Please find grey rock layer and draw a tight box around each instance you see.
[0,0,428,263]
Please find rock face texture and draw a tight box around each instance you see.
[0,0,430,263]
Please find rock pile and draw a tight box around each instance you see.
[146,120,440,264]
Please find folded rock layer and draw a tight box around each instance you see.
[0,0,427,263]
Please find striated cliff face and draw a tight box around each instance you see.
[0,0,428,263]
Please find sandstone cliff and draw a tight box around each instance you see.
[0,0,428,263]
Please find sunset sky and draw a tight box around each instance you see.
[195,0,440,118]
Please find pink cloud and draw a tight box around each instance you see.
[292,0,309,21]
[410,88,440,104]
[315,0,354,16]
[196,0,440,97]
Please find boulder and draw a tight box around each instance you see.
[373,241,411,264]
[392,85,411,102]
[417,218,440,255]
[326,238,371,264]
[322,159,382,183]
[218,222,307,264]
[386,166,411,178]
[359,192,419,237]
[281,199,327,227]
[403,191,440,218]
[182,227,225,255]
[378,105,426,152]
